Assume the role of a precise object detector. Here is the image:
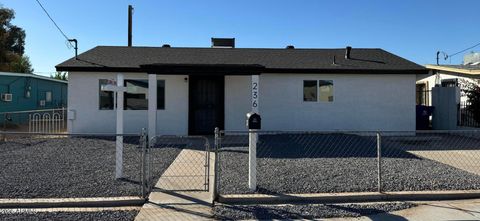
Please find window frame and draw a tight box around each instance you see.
[318,80,334,102]
[124,79,149,110]
[98,79,166,110]
[303,79,334,103]
[303,80,318,102]
[99,79,115,110]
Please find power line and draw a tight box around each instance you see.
[34,0,74,48]
[448,41,480,58]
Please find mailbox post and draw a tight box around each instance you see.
[248,75,260,191]
[246,113,261,191]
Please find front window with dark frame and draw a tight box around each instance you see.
[124,79,165,110]
[99,79,165,110]
[303,80,334,102]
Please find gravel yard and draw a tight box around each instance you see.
[219,133,480,194]
[214,202,415,220]
[0,136,181,198]
[0,210,139,221]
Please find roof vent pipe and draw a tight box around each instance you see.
[345,46,352,59]
[162,44,171,48]
[286,45,295,49]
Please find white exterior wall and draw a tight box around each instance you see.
[69,72,415,134]
[68,72,188,135]
[225,74,416,131]
[225,76,252,130]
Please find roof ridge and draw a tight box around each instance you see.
[95,45,383,50]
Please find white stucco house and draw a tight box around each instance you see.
[56,39,426,135]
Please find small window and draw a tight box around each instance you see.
[99,79,114,110]
[45,91,52,102]
[303,80,317,102]
[319,80,334,102]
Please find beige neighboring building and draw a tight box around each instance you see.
[417,53,480,106]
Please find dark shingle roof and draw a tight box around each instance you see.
[56,46,426,74]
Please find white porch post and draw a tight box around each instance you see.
[148,74,157,142]
[116,73,124,179]
[249,74,259,191]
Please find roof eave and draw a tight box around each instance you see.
[426,64,480,75]
[264,68,428,74]
[55,65,427,75]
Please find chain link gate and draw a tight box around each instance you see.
[144,135,211,195]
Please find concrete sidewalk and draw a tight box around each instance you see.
[135,149,215,221]
[328,198,480,221]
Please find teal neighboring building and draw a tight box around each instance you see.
[0,72,67,113]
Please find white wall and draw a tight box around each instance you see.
[69,72,416,134]
[68,72,188,135]
[225,74,416,131]
[225,76,252,130]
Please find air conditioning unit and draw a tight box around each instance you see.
[1,93,12,102]
[39,100,46,107]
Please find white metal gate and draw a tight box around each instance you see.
[29,109,66,133]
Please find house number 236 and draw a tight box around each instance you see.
[252,82,258,108]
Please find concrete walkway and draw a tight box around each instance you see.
[327,198,480,221]
[135,149,215,221]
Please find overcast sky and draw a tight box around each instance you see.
[3,0,480,75]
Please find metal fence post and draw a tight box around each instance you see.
[141,128,147,199]
[148,136,154,193]
[205,139,210,192]
[377,132,382,193]
[213,127,220,201]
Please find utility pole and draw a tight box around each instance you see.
[128,5,133,47]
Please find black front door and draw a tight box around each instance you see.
[189,76,224,135]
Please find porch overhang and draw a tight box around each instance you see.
[140,63,265,75]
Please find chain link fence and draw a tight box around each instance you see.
[381,131,480,192]
[0,131,147,199]
[215,130,480,196]
[146,135,211,193]
[4,128,480,202]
